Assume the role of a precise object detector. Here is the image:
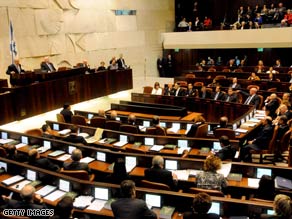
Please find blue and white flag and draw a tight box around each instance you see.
[9,20,17,63]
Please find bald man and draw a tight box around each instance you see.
[40,56,56,72]
[264,93,280,118]
[242,87,260,109]
[63,149,91,173]
[6,58,25,86]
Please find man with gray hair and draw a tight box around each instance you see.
[144,155,178,190]
[241,87,260,109]
[63,148,90,173]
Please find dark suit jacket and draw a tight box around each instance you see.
[63,161,90,172]
[253,124,274,149]
[111,198,157,219]
[199,91,212,99]
[284,110,292,120]
[265,99,280,118]
[173,88,186,96]
[186,122,203,137]
[277,124,289,141]
[97,66,106,71]
[183,212,220,219]
[64,134,87,144]
[40,61,56,72]
[230,83,241,89]
[29,158,60,172]
[216,145,237,161]
[6,64,25,85]
[186,88,198,97]
[224,93,238,103]
[144,165,176,190]
[212,91,225,101]
[249,94,261,109]
[60,108,73,123]
[117,58,126,69]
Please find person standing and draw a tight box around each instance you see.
[156,55,165,77]
[165,54,174,77]
[40,56,56,72]
[6,58,25,86]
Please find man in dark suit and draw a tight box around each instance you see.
[4,185,47,218]
[63,148,91,173]
[117,53,127,69]
[40,56,56,72]
[157,55,165,77]
[224,88,238,103]
[144,155,178,190]
[199,86,212,99]
[240,116,274,162]
[241,87,260,109]
[215,136,237,161]
[186,83,198,97]
[173,82,185,96]
[6,58,25,86]
[163,83,175,96]
[111,180,157,219]
[64,125,87,144]
[28,149,60,172]
[264,93,280,119]
[277,104,292,121]
[212,86,225,101]
[60,103,73,123]
[229,77,241,90]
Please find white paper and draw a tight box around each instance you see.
[235,128,248,133]
[189,169,203,176]
[10,180,31,190]
[177,147,191,155]
[58,129,71,135]
[15,143,27,149]
[86,199,107,211]
[248,178,260,188]
[35,185,57,197]
[0,139,14,144]
[150,145,164,151]
[73,196,94,208]
[80,157,95,164]
[113,141,128,147]
[172,170,189,181]
[2,175,24,186]
[78,133,89,138]
[44,190,66,202]
[57,154,71,161]
[217,163,232,178]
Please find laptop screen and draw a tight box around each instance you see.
[21,136,29,144]
[68,146,76,154]
[232,123,237,130]
[159,122,166,127]
[172,123,180,130]
[96,152,106,162]
[241,118,245,125]
[1,132,8,139]
[246,115,249,121]
[27,169,37,181]
[144,137,154,146]
[186,124,192,132]
[88,113,94,120]
[0,162,7,171]
[208,202,220,215]
[120,135,128,142]
[165,160,178,170]
[143,121,150,127]
[125,156,137,167]
[59,179,70,192]
[43,140,51,149]
[94,187,109,200]
[145,194,161,208]
[213,142,221,151]
[116,117,120,121]
[53,123,59,131]
[256,168,272,178]
[178,139,188,148]
[267,209,275,215]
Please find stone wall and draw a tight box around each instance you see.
[0,0,175,84]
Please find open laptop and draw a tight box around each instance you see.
[256,168,272,179]
[177,139,188,148]
[88,113,94,120]
[96,152,106,162]
[144,137,154,146]
[165,160,178,171]
[44,179,76,201]
[145,193,161,209]
[208,202,220,215]
[113,135,128,147]
[125,156,137,173]
[37,140,52,153]
[213,142,222,152]
[26,169,41,187]
[53,123,60,131]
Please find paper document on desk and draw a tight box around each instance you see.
[15,143,27,149]
[73,196,94,209]
[113,141,128,147]
[87,199,107,211]
[249,118,260,123]
[235,128,248,133]
[80,157,95,164]
[150,145,164,151]
[172,170,189,181]
[58,129,71,135]
[44,190,66,202]
[36,185,57,197]
[0,139,14,144]
[248,178,260,188]
[177,147,191,155]
[78,133,89,138]
[217,163,232,178]
[10,180,31,191]
[57,154,71,161]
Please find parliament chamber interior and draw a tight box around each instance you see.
[0,0,292,219]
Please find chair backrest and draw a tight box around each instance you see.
[143,86,153,94]
[189,187,224,197]
[234,68,243,73]
[222,68,231,72]
[279,128,292,153]
[268,125,278,153]
[156,126,166,136]
[176,81,188,87]
[214,128,236,139]
[257,94,264,110]
[0,147,7,157]
[194,123,208,138]
[25,128,43,137]
[120,124,138,134]
[214,75,226,80]
[194,82,204,87]
[71,115,87,126]
[90,117,106,128]
[105,120,121,131]
[207,67,216,72]
[60,168,91,181]
[56,113,65,123]
[267,87,277,92]
[185,73,195,79]
[246,84,260,91]
[145,127,156,135]
[140,179,171,190]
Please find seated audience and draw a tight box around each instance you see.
[251,175,275,201]
[186,83,198,97]
[178,17,189,31]
[151,82,163,95]
[240,116,274,162]
[111,180,157,219]
[213,116,229,130]
[105,157,130,184]
[127,113,137,126]
[41,124,54,138]
[108,59,118,70]
[183,192,220,219]
[281,9,292,27]
[28,149,60,171]
[224,87,238,103]
[274,105,292,123]
[63,148,91,173]
[280,93,291,109]
[266,66,277,74]
[186,115,206,137]
[203,16,212,30]
[60,103,73,123]
[96,61,106,71]
[199,86,212,99]
[207,79,218,88]
[215,136,237,161]
[264,93,280,118]
[51,196,74,219]
[98,109,106,118]
[241,87,260,109]
[173,82,185,96]
[261,194,292,219]
[276,115,290,141]
[117,53,127,69]
[230,77,241,89]
[5,144,27,162]
[64,125,87,144]
[196,155,228,192]
[144,155,178,190]
[248,72,260,80]
[40,56,56,72]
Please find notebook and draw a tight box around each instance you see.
[85,128,104,144]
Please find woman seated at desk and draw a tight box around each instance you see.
[196,155,228,192]
[151,82,163,95]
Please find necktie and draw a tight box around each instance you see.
[226,96,230,102]
[214,93,219,100]
[176,89,179,96]
[245,96,253,104]
[47,63,53,72]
